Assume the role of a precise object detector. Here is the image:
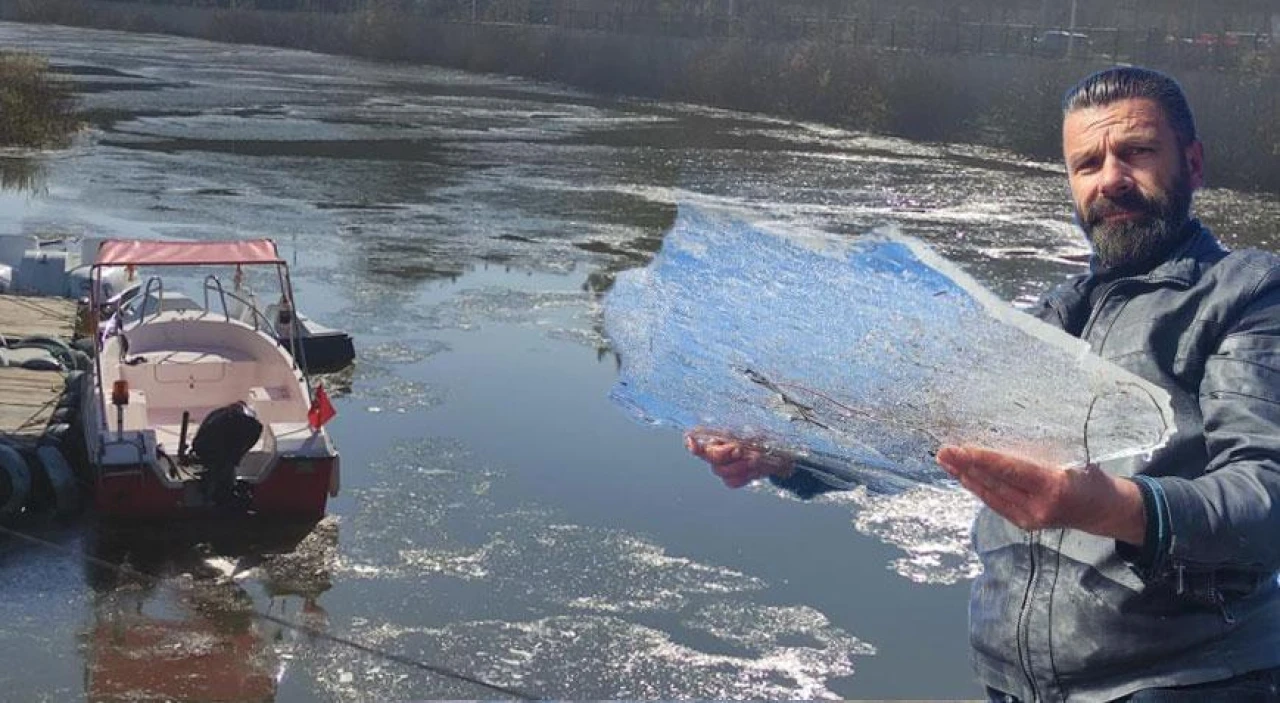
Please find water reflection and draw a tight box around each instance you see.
[324,436,876,700]
[82,519,338,703]
[0,157,46,193]
[87,584,280,703]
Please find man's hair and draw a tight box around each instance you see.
[1062,66,1198,148]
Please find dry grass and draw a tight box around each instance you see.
[0,52,79,148]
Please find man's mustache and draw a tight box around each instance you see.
[1085,191,1160,226]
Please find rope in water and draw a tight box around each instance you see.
[0,522,542,700]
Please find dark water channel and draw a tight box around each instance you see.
[1,21,1278,701]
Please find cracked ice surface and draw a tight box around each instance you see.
[605,206,1174,490]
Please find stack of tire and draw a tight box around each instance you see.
[0,335,88,523]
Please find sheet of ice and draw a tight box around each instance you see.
[604,206,1175,489]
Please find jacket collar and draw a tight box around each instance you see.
[1042,220,1224,332]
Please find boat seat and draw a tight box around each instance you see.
[247,385,301,424]
[148,405,231,428]
[119,353,260,411]
[152,420,202,456]
[272,422,326,455]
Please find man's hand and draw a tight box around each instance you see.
[936,445,1146,545]
[685,429,794,489]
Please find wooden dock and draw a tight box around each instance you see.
[0,293,78,444]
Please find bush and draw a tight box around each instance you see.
[0,52,79,148]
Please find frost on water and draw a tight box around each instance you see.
[831,484,983,585]
[605,206,1176,488]
[313,437,867,699]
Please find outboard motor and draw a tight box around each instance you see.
[190,401,262,512]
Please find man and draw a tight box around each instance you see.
[687,66,1280,702]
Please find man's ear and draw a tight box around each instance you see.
[1185,140,1205,190]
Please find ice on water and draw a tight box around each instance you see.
[605,206,1175,488]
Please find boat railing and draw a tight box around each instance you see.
[202,275,231,322]
[222,288,274,335]
[222,289,308,373]
[132,276,164,328]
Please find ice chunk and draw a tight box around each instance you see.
[604,206,1174,489]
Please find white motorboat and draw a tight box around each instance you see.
[81,239,339,520]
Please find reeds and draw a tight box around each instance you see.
[0,52,79,148]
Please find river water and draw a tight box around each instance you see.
[1,20,1278,702]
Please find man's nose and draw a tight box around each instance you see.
[1099,153,1133,199]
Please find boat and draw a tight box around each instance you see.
[80,239,340,520]
[0,233,130,300]
[112,283,355,375]
[1,233,355,374]
[262,305,355,375]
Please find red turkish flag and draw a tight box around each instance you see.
[308,383,336,431]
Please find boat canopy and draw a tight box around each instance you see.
[93,239,284,267]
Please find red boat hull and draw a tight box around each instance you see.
[94,457,335,520]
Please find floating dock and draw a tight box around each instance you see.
[0,293,78,446]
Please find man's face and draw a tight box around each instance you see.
[1062,97,1204,270]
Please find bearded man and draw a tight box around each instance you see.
[688,66,1280,701]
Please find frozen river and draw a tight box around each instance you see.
[1,20,1277,701]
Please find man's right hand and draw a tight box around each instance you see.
[684,429,795,488]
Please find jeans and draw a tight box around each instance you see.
[986,666,1280,702]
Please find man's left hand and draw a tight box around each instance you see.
[936,445,1146,545]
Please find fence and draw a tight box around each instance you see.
[89,0,1279,71]
[544,11,1275,70]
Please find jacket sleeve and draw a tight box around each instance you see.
[768,455,866,499]
[1154,271,1280,571]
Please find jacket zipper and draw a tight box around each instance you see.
[1016,531,1042,702]
[1079,279,1127,342]
[1030,268,1201,697]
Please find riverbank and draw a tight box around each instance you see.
[3,0,1277,191]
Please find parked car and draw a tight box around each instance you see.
[1224,32,1272,50]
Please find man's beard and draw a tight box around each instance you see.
[1078,168,1193,272]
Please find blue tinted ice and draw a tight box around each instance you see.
[604,206,1175,490]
